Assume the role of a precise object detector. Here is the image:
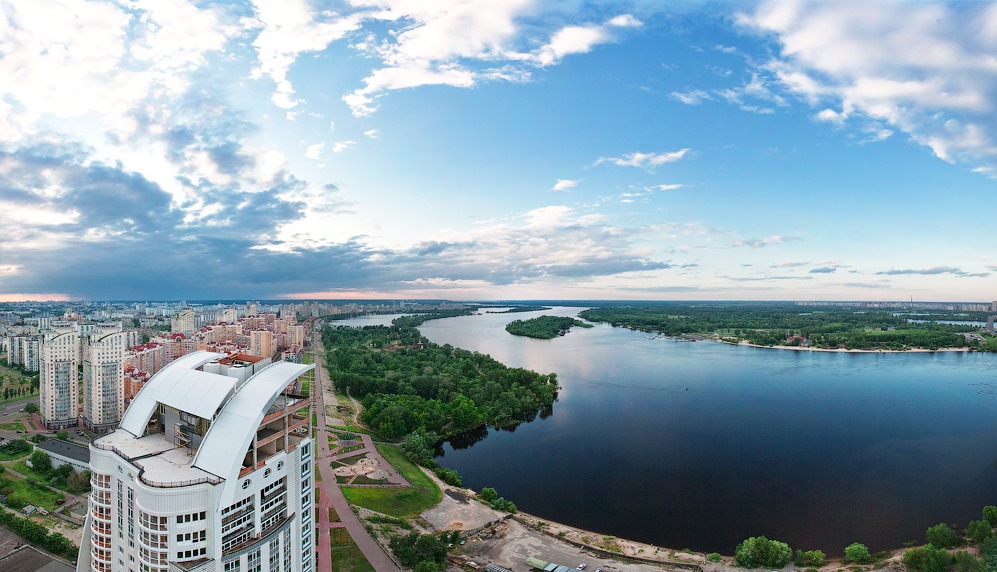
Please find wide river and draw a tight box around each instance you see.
[337,308,997,554]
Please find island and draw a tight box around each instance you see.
[579,303,997,351]
[505,315,594,339]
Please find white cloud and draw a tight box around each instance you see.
[363,129,379,139]
[672,90,712,105]
[331,140,356,153]
[340,4,642,116]
[249,0,363,109]
[551,179,579,192]
[596,149,690,169]
[741,1,997,174]
[305,142,325,159]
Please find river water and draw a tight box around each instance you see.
[400,307,997,554]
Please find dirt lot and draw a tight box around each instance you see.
[455,517,679,572]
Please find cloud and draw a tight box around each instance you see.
[331,140,355,153]
[875,266,989,277]
[249,0,363,108]
[363,129,379,139]
[672,90,712,105]
[730,235,802,248]
[740,1,997,174]
[596,149,690,169]
[809,266,837,274]
[341,6,642,116]
[771,261,810,268]
[551,179,579,192]
[305,142,325,159]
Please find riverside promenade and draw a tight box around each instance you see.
[311,324,400,572]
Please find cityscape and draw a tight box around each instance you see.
[4,0,997,571]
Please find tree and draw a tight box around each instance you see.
[23,402,38,414]
[984,506,997,528]
[966,519,993,545]
[29,450,52,474]
[844,542,870,564]
[952,551,984,572]
[903,545,951,572]
[479,487,497,502]
[735,536,793,568]
[55,431,69,441]
[926,523,960,548]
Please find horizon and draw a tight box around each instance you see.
[1,1,997,301]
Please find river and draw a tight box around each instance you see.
[396,307,997,554]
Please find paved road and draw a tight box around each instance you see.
[311,324,400,572]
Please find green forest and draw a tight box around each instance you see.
[579,304,994,351]
[322,318,559,439]
[505,315,593,339]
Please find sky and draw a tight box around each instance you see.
[1,0,997,302]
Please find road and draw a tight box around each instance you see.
[311,322,400,572]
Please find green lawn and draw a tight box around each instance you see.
[0,420,25,431]
[0,473,65,510]
[11,460,80,494]
[0,442,32,462]
[300,380,311,395]
[329,528,374,572]
[341,444,441,518]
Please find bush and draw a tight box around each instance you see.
[433,467,462,487]
[734,536,793,568]
[985,506,997,528]
[479,487,497,502]
[966,519,993,545]
[903,545,951,572]
[23,402,38,413]
[844,542,870,564]
[708,553,722,563]
[952,550,984,572]
[926,523,960,548]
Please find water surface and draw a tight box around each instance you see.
[418,307,997,554]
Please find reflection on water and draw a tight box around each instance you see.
[419,307,997,554]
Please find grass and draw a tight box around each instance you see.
[11,460,80,494]
[0,421,26,431]
[341,444,441,518]
[328,506,339,522]
[300,380,310,395]
[329,528,375,572]
[0,474,65,510]
[0,444,32,462]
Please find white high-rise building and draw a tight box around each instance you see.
[40,322,80,430]
[83,323,127,434]
[78,352,315,572]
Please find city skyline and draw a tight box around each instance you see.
[2,1,997,302]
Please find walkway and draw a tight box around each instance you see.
[311,324,400,572]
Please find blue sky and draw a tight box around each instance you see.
[1,0,996,302]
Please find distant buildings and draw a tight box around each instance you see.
[79,352,315,572]
[171,308,196,336]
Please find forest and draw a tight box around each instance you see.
[505,315,593,339]
[579,303,991,351]
[322,318,559,439]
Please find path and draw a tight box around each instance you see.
[311,323,400,572]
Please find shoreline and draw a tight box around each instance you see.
[731,340,971,353]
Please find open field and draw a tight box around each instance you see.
[329,528,375,572]
[341,444,441,518]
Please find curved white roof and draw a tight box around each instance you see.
[193,361,314,483]
[120,351,228,437]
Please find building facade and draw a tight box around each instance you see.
[40,322,80,430]
[171,309,196,336]
[78,352,315,572]
[82,323,127,434]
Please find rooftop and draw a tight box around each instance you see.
[34,439,89,464]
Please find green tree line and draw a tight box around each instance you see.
[505,315,593,339]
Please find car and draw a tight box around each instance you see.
[578,565,586,570]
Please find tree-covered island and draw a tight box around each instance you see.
[579,303,997,351]
[504,315,594,339]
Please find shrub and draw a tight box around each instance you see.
[478,487,497,502]
[966,519,993,545]
[903,545,951,572]
[734,536,793,568]
[926,523,960,548]
[708,553,722,563]
[844,542,870,564]
[985,506,997,528]
[952,550,984,572]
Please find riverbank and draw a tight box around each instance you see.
[732,340,971,353]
